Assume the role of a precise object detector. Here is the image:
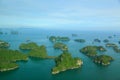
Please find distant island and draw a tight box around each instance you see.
[72,34,77,37]
[49,36,70,42]
[11,31,18,35]
[53,42,68,51]
[103,39,109,43]
[51,52,83,74]
[94,55,113,66]
[74,39,85,43]
[106,43,117,47]
[94,39,101,43]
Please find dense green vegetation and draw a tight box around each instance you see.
[80,46,97,56]
[49,36,70,42]
[0,49,28,72]
[52,52,83,74]
[0,41,56,72]
[54,42,68,51]
[94,55,113,66]
[28,45,48,58]
[80,45,114,66]
[80,46,106,57]
[19,42,38,50]
[0,62,18,72]
[0,40,10,48]
[19,42,54,59]
[74,39,85,43]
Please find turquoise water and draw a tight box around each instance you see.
[0,28,120,80]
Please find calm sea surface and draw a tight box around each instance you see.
[0,28,120,80]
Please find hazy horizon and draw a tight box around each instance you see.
[0,0,120,31]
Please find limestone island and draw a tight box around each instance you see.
[19,42,55,59]
[49,36,70,42]
[72,34,77,37]
[94,55,113,66]
[94,39,101,43]
[0,49,28,72]
[103,39,109,43]
[54,42,68,51]
[106,43,120,53]
[0,40,10,48]
[11,31,18,35]
[51,52,83,74]
[74,39,85,43]
[80,46,106,57]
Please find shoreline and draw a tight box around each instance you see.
[52,61,83,74]
[0,66,19,72]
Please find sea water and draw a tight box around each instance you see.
[0,28,120,80]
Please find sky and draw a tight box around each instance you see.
[0,0,120,30]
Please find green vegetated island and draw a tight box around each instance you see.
[103,39,109,43]
[52,51,83,74]
[53,42,68,51]
[94,55,113,65]
[49,36,70,42]
[94,39,101,43]
[80,46,106,57]
[0,41,55,72]
[106,43,120,53]
[0,49,28,72]
[80,45,113,66]
[74,39,85,43]
[19,42,55,59]
[0,40,28,72]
